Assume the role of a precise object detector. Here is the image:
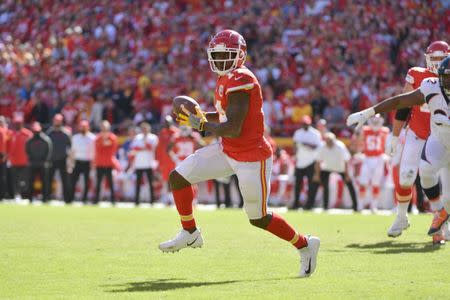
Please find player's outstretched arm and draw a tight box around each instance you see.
[375,89,425,113]
[347,89,425,130]
[203,91,249,138]
[389,82,415,153]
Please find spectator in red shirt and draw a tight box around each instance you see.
[8,115,32,201]
[0,116,9,200]
[94,120,118,205]
[0,116,14,199]
[156,115,179,203]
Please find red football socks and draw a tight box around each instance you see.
[173,186,196,231]
[359,186,366,198]
[265,212,308,249]
[395,184,412,203]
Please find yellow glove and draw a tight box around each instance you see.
[177,105,207,131]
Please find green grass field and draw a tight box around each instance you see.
[0,204,449,300]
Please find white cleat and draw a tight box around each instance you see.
[159,229,203,253]
[299,235,320,278]
[387,215,410,237]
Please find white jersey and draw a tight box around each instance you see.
[293,126,322,168]
[419,77,450,149]
[130,133,159,169]
[72,132,96,161]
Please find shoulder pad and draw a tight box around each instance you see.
[225,69,255,94]
[419,77,440,103]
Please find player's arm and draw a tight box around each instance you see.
[313,145,323,182]
[301,141,319,149]
[167,141,174,153]
[347,89,425,130]
[375,88,424,113]
[203,91,249,138]
[204,112,220,123]
[392,83,414,136]
[388,82,415,155]
[313,161,321,182]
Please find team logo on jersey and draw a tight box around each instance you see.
[218,85,224,97]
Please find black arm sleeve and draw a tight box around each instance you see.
[395,107,411,121]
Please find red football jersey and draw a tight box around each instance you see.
[404,67,436,139]
[214,66,272,162]
[172,136,196,161]
[8,128,32,166]
[362,126,389,157]
[156,126,179,181]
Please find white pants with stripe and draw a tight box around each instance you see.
[359,155,385,187]
[419,133,450,190]
[398,129,426,187]
[176,142,272,219]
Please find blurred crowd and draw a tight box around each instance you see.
[0,0,448,208]
[1,0,448,136]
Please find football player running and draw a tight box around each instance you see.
[387,41,449,241]
[347,57,450,239]
[159,30,320,277]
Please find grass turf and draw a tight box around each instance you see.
[0,204,449,299]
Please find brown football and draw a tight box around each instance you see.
[172,95,200,116]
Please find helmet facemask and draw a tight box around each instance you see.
[425,53,448,74]
[207,44,245,76]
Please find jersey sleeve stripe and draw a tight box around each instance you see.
[434,109,447,116]
[226,83,254,94]
[425,93,438,104]
[405,74,414,84]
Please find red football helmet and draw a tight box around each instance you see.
[207,30,247,76]
[425,41,449,74]
[368,114,384,130]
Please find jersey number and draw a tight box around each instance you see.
[366,136,381,151]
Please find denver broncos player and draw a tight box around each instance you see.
[387,41,449,239]
[358,114,389,212]
[347,56,450,240]
[159,30,320,277]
